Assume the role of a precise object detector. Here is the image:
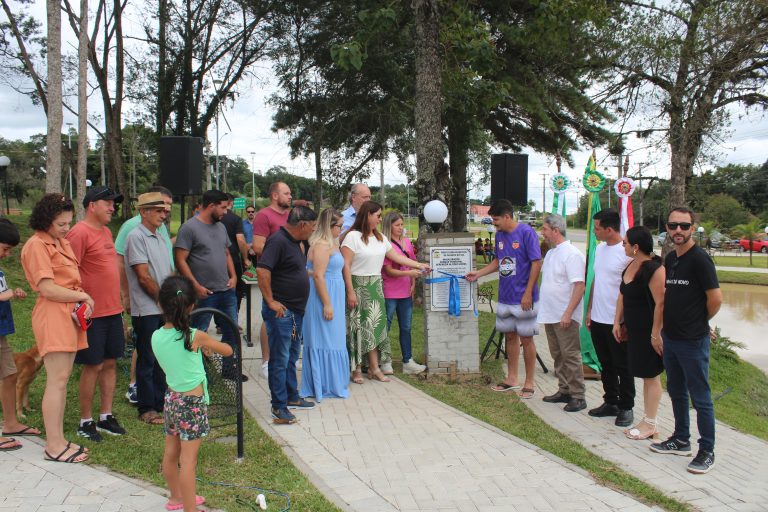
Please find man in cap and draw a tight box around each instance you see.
[66,186,127,442]
[124,192,174,425]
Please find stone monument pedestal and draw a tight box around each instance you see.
[421,232,480,375]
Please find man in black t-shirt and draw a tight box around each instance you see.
[221,195,251,313]
[256,206,317,424]
[650,207,722,475]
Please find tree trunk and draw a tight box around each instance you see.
[448,122,469,232]
[313,140,323,212]
[76,0,88,219]
[46,0,62,192]
[412,0,443,238]
[157,0,168,136]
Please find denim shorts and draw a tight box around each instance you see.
[163,391,210,441]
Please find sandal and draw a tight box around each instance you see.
[491,382,521,392]
[2,426,41,437]
[625,417,659,440]
[165,495,205,510]
[351,369,364,385]
[367,369,391,382]
[43,441,88,463]
[517,388,535,399]
[139,411,165,425]
[0,438,22,451]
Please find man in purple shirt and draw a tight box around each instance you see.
[467,199,542,398]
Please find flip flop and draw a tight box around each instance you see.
[518,388,535,399]
[0,438,22,451]
[165,495,206,510]
[2,426,41,437]
[490,382,522,392]
[43,442,88,463]
[139,412,165,425]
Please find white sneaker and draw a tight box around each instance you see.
[402,359,426,375]
[380,362,394,375]
[261,361,269,379]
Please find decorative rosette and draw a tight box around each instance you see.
[583,168,606,192]
[550,173,570,193]
[614,177,636,198]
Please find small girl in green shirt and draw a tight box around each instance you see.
[152,276,233,512]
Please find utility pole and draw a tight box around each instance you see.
[250,151,256,206]
[540,173,549,214]
[66,122,73,198]
[380,159,385,205]
[637,163,644,226]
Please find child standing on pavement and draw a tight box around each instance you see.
[0,218,41,451]
[152,276,233,511]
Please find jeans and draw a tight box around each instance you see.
[261,302,302,410]
[192,289,238,372]
[131,315,166,416]
[591,321,635,409]
[385,297,413,363]
[662,333,715,452]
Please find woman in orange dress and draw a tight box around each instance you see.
[21,194,94,463]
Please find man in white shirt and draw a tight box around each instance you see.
[340,183,372,235]
[538,214,587,412]
[587,209,636,426]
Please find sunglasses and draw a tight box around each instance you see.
[667,222,692,231]
[246,210,255,214]
[668,259,679,279]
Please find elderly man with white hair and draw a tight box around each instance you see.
[538,214,587,413]
[340,183,372,235]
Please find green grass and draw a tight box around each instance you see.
[717,270,768,286]
[387,306,690,512]
[712,253,768,268]
[2,215,338,512]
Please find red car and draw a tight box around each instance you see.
[738,238,768,253]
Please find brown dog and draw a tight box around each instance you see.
[13,345,43,418]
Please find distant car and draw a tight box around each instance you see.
[480,217,492,225]
[657,232,667,246]
[738,238,768,253]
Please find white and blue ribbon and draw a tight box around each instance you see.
[425,270,479,317]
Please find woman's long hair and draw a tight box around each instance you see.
[626,226,662,283]
[350,200,383,244]
[309,208,342,248]
[381,211,404,242]
[158,275,197,352]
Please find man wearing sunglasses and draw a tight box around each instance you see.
[650,207,721,475]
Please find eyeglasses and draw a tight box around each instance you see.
[668,259,679,279]
[667,222,692,231]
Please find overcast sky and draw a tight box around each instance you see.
[1,3,767,212]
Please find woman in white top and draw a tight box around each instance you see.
[341,201,428,383]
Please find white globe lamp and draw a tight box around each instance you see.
[423,199,448,232]
[85,179,93,187]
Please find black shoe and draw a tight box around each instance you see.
[588,402,619,417]
[77,420,103,442]
[649,437,693,456]
[615,409,634,427]
[271,407,297,424]
[543,391,571,403]
[687,450,715,474]
[287,398,316,410]
[564,398,587,412]
[96,414,126,436]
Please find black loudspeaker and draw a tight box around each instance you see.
[159,136,204,196]
[490,153,528,206]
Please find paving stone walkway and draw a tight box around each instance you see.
[0,436,169,511]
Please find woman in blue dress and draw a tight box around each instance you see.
[300,208,349,401]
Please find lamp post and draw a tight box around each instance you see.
[0,155,10,215]
[423,199,448,232]
[250,151,256,207]
[697,226,705,246]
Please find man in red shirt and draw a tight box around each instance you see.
[252,182,292,378]
[66,186,126,442]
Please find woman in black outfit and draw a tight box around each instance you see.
[613,226,665,440]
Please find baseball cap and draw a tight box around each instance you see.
[83,186,123,208]
[136,192,171,211]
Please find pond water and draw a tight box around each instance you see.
[713,283,768,373]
